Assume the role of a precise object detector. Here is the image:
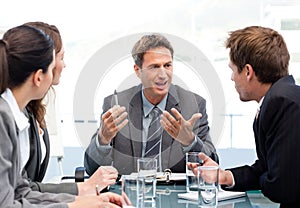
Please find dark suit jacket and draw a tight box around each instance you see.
[223,75,300,207]
[84,84,218,175]
[24,109,78,195]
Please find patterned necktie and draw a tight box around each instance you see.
[145,107,162,158]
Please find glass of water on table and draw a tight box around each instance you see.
[137,157,157,205]
[186,152,203,192]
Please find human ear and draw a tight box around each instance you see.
[244,64,254,81]
[32,69,44,87]
[134,64,141,78]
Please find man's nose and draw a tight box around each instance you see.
[157,65,167,76]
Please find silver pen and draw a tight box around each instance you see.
[114,90,118,105]
[107,161,114,191]
[95,184,100,196]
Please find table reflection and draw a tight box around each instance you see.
[110,180,279,208]
[110,183,254,208]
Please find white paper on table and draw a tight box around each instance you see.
[156,172,186,182]
[177,188,245,202]
[128,172,186,182]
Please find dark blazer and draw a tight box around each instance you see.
[84,84,218,175]
[25,108,50,182]
[24,109,78,195]
[223,75,300,207]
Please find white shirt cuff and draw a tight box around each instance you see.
[226,171,235,188]
[95,131,111,150]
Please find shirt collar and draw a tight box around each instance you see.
[142,90,167,117]
[1,89,29,131]
[257,96,264,111]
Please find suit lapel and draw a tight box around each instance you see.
[25,109,41,179]
[129,88,143,158]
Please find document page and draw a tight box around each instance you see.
[178,188,245,202]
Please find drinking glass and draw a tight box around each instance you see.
[122,175,144,208]
[198,166,219,207]
[137,158,157,202]
[186,152,202,192]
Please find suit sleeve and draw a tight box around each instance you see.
[84,130,113,176]
[84,95,114,176]
[0,108,74,208]
[29,181,78,195]
[15,177,74,207]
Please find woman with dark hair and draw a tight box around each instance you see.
[0,24,122,208]
[22,21,118,196]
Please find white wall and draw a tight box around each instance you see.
[1,1,300,177]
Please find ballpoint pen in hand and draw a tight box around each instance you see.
[95,184,100,196]
[107,161,114,191]
[114,90,118,105]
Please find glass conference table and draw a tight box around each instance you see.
[109,181,280,208]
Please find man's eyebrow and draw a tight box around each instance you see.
[146,63,160,68]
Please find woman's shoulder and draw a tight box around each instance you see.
[0,98,13,117]
[0,97,16,129]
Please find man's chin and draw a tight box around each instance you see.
[239,96,251,102]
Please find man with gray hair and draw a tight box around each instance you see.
[84,33,218,175]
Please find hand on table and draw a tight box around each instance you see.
[68,192,122,208]
[187,152,234,187]
[78,166,118,196]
